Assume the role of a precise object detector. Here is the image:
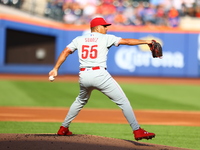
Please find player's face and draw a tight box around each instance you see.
[99,25,108,34]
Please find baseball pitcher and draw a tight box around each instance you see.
[49,17,157,140]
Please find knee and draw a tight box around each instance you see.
[75,97,88,105]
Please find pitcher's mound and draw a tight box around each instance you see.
[0,134,189,150]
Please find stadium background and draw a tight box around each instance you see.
[0,0,200,77]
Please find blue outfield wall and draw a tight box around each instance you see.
[0,19,200,77]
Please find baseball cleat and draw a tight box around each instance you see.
[57,126,73,136]
[133,128,155,141]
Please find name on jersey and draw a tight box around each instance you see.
[85,38,98,42]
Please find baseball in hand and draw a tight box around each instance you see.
[49,76,55,81]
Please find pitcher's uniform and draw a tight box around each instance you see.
[62,32,140,131]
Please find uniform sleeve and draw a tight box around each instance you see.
[106,34,122,47]
[66,37,78,52]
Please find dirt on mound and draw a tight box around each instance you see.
[0,134,190,150]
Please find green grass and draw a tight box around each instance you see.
[0,79,200,150]
[0,80,200,110]
[0,121,199,150]
[121,84,200,110]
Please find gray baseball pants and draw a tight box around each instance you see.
[62,67,140,131]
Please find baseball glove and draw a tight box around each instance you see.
[148,40,162,58]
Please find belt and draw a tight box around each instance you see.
[80,66,104,71]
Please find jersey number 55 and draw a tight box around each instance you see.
[82,45,98,59]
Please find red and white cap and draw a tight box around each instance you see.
[90,17,112,28]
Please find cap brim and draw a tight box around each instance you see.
[106,23,112,26]
[103,24,111,26]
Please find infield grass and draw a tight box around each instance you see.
[0,80,200,110]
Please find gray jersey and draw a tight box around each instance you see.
[67,32,121,68]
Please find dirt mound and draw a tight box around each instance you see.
[0,134,190,150]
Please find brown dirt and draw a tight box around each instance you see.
[0,74,199,150]
[0,107,200,126]
[1,74,200,85]
[0,134,191,150]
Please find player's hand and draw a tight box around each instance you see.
[48,69,58,82]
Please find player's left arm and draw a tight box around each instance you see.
[119,38,152,46]
[49,47,72,77]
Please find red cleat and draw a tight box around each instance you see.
[133,128,155,141]
[57,126,73,136]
